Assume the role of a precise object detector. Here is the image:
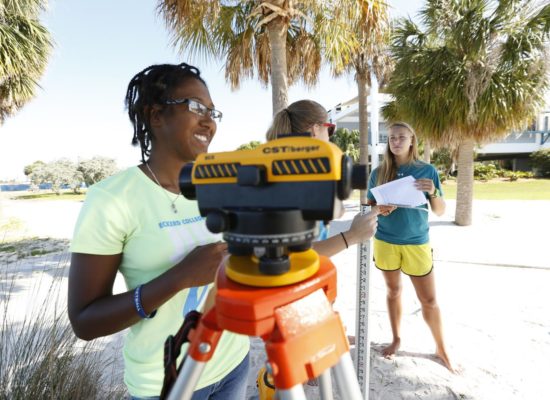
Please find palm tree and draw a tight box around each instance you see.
[327,0,391,202]
[158,0,358,115]
[383,0,550,225]
[0,0,53,123]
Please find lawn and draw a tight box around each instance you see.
[350,178,550,201]
[441,178,550,200]
[3,190,86,201]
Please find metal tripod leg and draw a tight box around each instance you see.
[272,351,361,400]
[332,352,363,400]
[277,385,307,400]
[166,358,206,400]
[318,370,333,400]
[165,308,223,400]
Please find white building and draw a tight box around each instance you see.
[328,94,550,171]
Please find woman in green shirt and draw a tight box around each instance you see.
[68,63,249,399]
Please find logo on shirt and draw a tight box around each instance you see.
[158,216,204,229]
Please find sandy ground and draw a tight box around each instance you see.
[1,192,549,399]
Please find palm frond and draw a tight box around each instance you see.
[326,0,391,80]
[225,25,257,89]
[254,30,271,86]
[0,0,52,122]
[287,29,321,87]
[385,0,550,147]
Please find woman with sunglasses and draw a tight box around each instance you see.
[262,100,379,390]
[68,63,249,399]
[266,99,379,256]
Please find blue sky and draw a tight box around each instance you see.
[0,0,422,181]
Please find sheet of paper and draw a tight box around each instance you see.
[370,175,427,208]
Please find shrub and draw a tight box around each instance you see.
[237,140,262,150]
[502,170,533,181]
[507,172,519,181]
[331,128,360,162]
[530,149,550,177]
[432,148,454,176]
[473,162,498,181]
[516,171,534,179]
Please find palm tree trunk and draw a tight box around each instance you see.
[266,20,288,115]
[455,138,475,226]
[423,139,431,163]
[357,74,369,204]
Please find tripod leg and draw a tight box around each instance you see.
[332,353,363,400]
[276,385,307,400]
[166,308,223,400]
[318,370,333,400]
[167,359,207,400]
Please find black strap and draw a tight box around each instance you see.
[159,310,203,400]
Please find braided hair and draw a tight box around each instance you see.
[124,63,207,162]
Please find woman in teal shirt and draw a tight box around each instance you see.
[367,122,454,372]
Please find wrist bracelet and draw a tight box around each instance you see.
[340,232,349,249]
[134,284,157,319]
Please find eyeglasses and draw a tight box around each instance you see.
[322,122,336,137]
[164,98,223,122]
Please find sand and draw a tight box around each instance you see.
[1,193,549,399]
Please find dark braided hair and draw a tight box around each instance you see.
[124,62,207,162]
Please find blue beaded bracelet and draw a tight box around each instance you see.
[134,284,157,319]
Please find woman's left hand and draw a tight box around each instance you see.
[346,209,379,244]
[415,178,435,196]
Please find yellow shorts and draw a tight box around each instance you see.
[373,238,433,277]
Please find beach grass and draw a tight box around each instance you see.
[0,259,126,399]
[0,238,70,260]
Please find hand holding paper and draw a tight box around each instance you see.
[370,176,427,208]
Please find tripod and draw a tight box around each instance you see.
[166,249,363,400]
[171,134,370,399]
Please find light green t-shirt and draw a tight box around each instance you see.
[70,167,249,397]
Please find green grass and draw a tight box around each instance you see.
[350,178,550,201]
[10,191,86,201]
[441,178,550,200]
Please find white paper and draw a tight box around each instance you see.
[370,175,427,208]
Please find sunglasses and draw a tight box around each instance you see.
[163,98,223,122]
[322,122,336,137]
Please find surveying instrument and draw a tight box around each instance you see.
[166,135,367,400]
